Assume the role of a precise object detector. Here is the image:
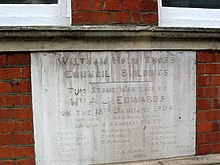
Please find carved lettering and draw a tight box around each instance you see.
[32,51,196,165]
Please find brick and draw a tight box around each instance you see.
[213,52,220,62]
[197,76,211,86]
[123,0,157,11]
[197,99,212,110]
[23,121,33,131]
[142,12,158,24]
[206,110,220,121]
[72,0,92,10]
[21,95,31,105]
[123,0,142,11]
[197,111,205,121]
[212,143,220,153]
[197,64,205,75]
[213,99,220,109]
[197,134,204,145]
[205,87,220,98]
[0,68,21,80]
[0,108,32,119]
[0,121,23,133]
[211,76,220,86]
[21,67,30,79]
[0,133,12,146]
[196,145,212,155]
[112,12,130,23]
[0,82,11,93]
[212,122,220,131]
[0,95,21,107]
[0,54,7,66]
[93,0,102,10]
[0,160,14,165]
[145,0,158,12]
[14,133,33,145]
[197,51,213,63]
[17,159,35,165]
[72,12,111,24]
[205,64,220,74]
[204,132,220,143]
[197,122,213,133]
[0,146,25,159]
[132,12,141,23]
[103,0,122,10]
[8,54,30,65]
[16,108,32,119]
[11,80,31,93]
[25,146,35,157]
[197,87,205,98]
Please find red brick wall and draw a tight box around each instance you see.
[72,0,158,25]
[0,53,34,165]
[197,51,220,155]
[0,1,219,163]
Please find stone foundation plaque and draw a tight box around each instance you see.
[32,51,196,165]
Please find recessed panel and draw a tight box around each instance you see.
[31,51,196,165]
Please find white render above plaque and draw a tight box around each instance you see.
[31,51,196,165]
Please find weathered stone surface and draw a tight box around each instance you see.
[98,154,220,165]
[31,51,196,165]
[1,26,220,51]
[160,154,220,165]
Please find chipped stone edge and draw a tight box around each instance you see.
[0,25,220,51]
[0,25,220,39]
[93,154,220,165]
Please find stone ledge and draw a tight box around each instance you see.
[0,25,220,51]
[0,25,220,40]
[96,154,220,165]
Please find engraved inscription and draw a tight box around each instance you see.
[32,51,196,165]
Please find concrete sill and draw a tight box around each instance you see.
[0,25,220,51]
[0,25,220,40]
